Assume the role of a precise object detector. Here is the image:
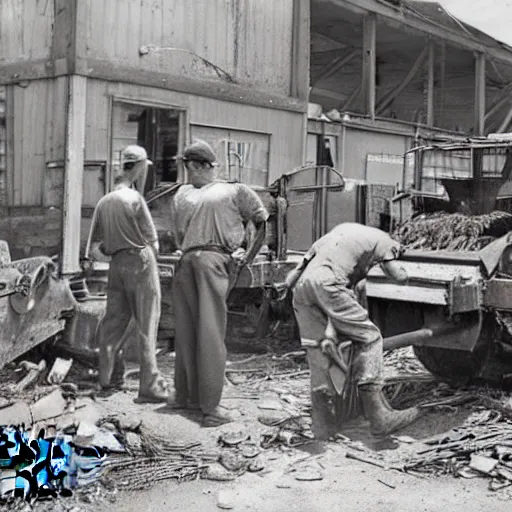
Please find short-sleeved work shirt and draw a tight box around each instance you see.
[170,181,269,252]
[300,223,402,288]
[93,187,158,256]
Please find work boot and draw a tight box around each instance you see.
[202,405,236,428]
[358,380,421,437]
[135,374,170,403]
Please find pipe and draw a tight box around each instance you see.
[383,328,434,351]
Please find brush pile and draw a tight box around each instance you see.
[393,210,512,251]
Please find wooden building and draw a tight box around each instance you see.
[3,0,512,269]
[0,0,309,273]
[306,0,512,230]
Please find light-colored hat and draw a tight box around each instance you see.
[121,145,153,165]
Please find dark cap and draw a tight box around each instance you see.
[121,145,153,165]
[182,140,218,166]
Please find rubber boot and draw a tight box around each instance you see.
[358,380,420,437]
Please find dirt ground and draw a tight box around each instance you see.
[98,457,511,512]
[3,320,512,511]
[92,346,512,511]
[90,370,512,512]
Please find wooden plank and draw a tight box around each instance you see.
[5,86,14,207]
[362,13,376,119]
[12,86,24,205]
[427,41,435,126]
[61,75,87,275]
[376,45,428,116]
[341,85,361,110]
[311,48,359,87]
[485,89,510,122]
[310,87,347,102]
[291,0,310,100]
[52,0,73,68]
[82,58,307,113]
[497,105,512,134]
[366,282,447,305]
[0,0,23,61]
[0,60,56,85]
[439,42,446,127]
[474,52,486,136]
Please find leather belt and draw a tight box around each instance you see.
[182,245,231,256]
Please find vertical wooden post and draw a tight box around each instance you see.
[61,75,87,275]
[362,13,377,120]
[427,41,435,126]
[474,52,486,136]
[291,0,310,165]
[291,0,310,101]
[439,42,446,127]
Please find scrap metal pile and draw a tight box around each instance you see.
[393,210,512,251]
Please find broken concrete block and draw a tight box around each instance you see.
[0,401,31,426]
[469,454,498,475]
[47,358,73,384]
[92,429,125,452]
[74,420,99,445]
[31,389,68,422]
[74,421,125,452]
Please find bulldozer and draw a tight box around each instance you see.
[366,134,512,385]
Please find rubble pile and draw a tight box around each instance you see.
[393,210,512,251]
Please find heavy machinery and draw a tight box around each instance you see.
[366,135,512,385]
[0,166,348,369]
[147,166,347,340]
[0,242,77,367]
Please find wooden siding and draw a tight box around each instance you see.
[84,79,303,184]
[8,78,67,206]
[0,0,55,63]
[82,0,294,97]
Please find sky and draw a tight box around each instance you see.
[422,0,512,46]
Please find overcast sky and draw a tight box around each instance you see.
[422,0,512,46]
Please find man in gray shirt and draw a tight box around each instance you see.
[88,145,169,403]
[279,223,420,438]
[169,140,268,426]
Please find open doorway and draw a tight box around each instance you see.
[110,100,186,196]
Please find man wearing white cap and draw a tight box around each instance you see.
[87,145,169,403]
[169,140,269,426]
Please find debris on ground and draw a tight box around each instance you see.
[1,322,512,508]
[47,358,74,385]
[12,360,47,393]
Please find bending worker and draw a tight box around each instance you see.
[169,140,268,427]
[277,222,420,438]
[87,145,169,403]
